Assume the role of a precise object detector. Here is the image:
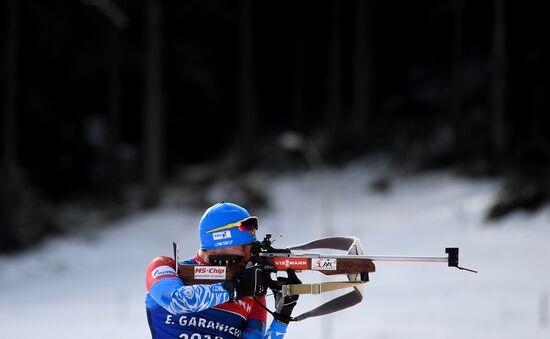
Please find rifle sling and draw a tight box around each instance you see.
[291,286,364,322]
[282,281,365,297]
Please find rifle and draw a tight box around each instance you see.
[175,234,476,321]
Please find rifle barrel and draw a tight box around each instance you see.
[258,252,449,264]
[360,255,448,263]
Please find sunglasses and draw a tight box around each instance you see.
[206,216,258,234]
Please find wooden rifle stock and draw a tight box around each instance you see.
[177,256,375,285]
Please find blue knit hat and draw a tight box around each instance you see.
[199,202,258,250]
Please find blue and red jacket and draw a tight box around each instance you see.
[146,254,288,339]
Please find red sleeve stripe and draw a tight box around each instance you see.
[146,256,178,291]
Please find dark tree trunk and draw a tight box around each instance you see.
[450,0,465,156]
[290,0,305,132]
[491,0,507,158]
[105,24,122,197]
[143,0,164,208]
[349,0,374,146]
[1,0,20,251]
[239,0,257,166]
[325,0,343,146]
[85,0,128,198]
[528,5,543,150]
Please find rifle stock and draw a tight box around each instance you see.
[177,256,375,285]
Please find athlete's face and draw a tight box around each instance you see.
[206,244,253,264]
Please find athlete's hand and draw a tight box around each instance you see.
[223,264,268,301]
[273,269,301,324]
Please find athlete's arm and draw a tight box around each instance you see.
[146,256,231,314]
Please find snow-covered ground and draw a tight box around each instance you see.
[1,159,549,339]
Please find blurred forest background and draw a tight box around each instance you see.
[1,0,549,253]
